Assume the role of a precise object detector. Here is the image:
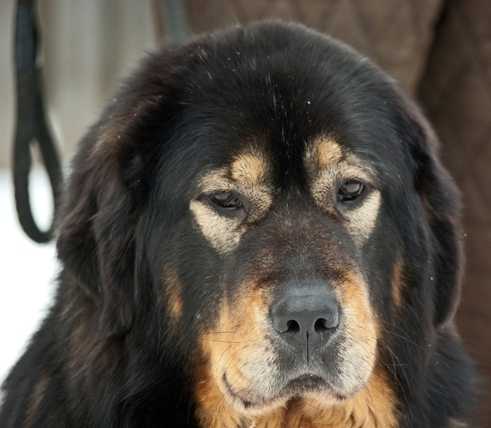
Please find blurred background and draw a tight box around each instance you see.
[0,0,489,425]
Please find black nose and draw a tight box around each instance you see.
[270,281,340,355]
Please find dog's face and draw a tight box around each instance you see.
[190,137,382,411]
[58,22,463,424]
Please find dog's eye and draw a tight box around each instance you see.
[208,191,244,213]
[337,180,366,203]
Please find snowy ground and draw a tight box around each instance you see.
[0,169,57,384]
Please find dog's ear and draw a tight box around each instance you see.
[56,52,179,333]
[406,104,463,328]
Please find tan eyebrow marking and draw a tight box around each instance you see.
[305,136,343,171]
[305,135,376,180]
[197,147,270,193]
[230,151,269,185]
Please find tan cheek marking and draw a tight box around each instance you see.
[231,151,269,185]
[195,298,247,427]
[392,261,403,308]
[339,274,373,325]
[162,265,184,322]
[195,285,281,426]
[335,272,378,394]
[195,367,243,428]
[25,374,49,427]
[190,200,243,253]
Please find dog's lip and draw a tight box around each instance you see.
[283,373,327,392]
[222,371,332,409]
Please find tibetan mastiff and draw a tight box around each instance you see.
[1,21,475,427]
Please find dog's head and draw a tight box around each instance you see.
[57,22,463,422]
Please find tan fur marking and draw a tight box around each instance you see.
[191,156,273,252]
[310,164,374,209]
[25,374,49,427]
[231,151,269,185]
[392,261,403,308]
[299,371,398,428]
[306,136,343,170]
[334,272,379,394]
[162,265,184,322]
[346,191,381,245]
[190,200,244,253]
[305,137,381,246]
[196,284,284,425]
[195,270,394,427]
[198,167,232,192]
[196,370,397,427]
[197,168,273,223]
[195,372,244,428]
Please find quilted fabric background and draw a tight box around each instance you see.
[420,1,491,424]
[186,0,443,94]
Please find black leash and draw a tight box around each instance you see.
[12,0,188,243]
[13,0,62,243]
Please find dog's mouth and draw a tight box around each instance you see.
[283,373,327,393]
[222,371,334,411]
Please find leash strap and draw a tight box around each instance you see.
[13,0,62,243]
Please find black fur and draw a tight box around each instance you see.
[1,21,475,427]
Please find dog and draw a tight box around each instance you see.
[0,21,475,427]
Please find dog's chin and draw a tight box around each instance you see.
[219,371,353,416]
[218,372,288,416]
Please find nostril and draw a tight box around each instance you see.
[286,319,301,333]
[314,317,332,333]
